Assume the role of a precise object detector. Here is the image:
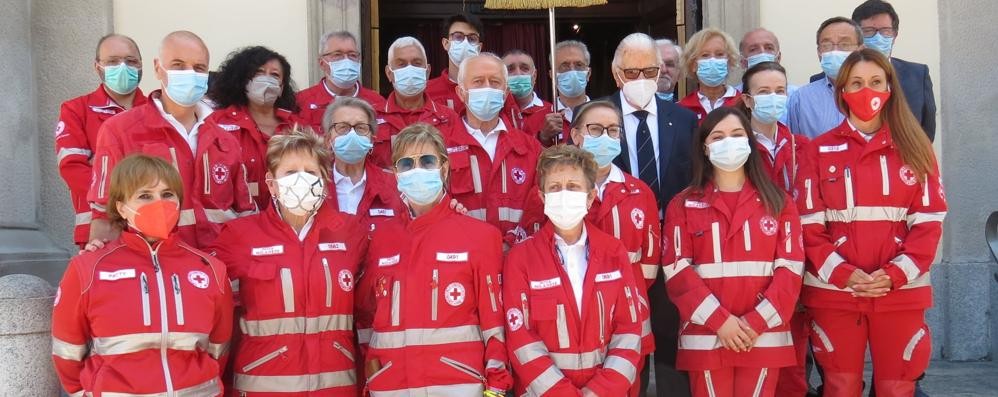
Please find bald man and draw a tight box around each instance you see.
[446,53,542,247]
[56,34,148,247]
[87,30,256,249]
[737,28,799,122]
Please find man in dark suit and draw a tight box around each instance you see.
[602,32,698,397]
[809,0,936,142]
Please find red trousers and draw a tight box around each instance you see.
[688,367,778,397]
[775,309,811,397]
[809,308,930,397]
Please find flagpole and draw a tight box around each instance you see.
[549,7,557,108]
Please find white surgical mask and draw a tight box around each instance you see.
[274,172,324,216]
[544,190,589,230]
[707,136,751,172]
[621,77,658,108]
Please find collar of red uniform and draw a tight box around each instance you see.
[405,193,454,232]
[120,229,183,257]
[383,92,439,115]
[89,84,147,109]
[263,198,345,239]
[363,161,401,203]
[216,105,297,130]
[834,118,895,149]
[695,179,761,209]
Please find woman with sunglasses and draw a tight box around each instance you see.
[362,123,512,396]
[662,107,804,397]
[677,28,742,122]
[209,128,368,395]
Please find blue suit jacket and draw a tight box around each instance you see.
[601,92,698,210]
[809,57,936,141]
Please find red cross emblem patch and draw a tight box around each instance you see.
[759,215,778,236]
[212,163,229,185]
[899,165,917,186]
[511,167,527,185]
[338,269,354,292]
[188,270,210,289]
[506,308,524,331]
[445,282,466,306]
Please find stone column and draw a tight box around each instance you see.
[701,0,759,85]
[0,274,59,395]
[306,0,363,86]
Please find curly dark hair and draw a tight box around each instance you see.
[208,46,298,112]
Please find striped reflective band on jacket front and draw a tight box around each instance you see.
[55,332,227,360]
[679,331,793,351]
[57,148,93,163]
[85,377,220,397]
[234,370,355,393]
[370,325,484,350]
[370,382,484,397]
[692,260,804,279]
[240,314,353,337]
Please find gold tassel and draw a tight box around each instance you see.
[483,0,607,10]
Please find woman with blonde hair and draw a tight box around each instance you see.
[677,28,742,122]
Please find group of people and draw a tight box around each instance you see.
[49,1,945,396]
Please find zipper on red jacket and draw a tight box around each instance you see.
[596,291,606,346]
[202,153,211,195]
[171,274,185,326]
[322,258,333,308]
[844,167,855,209]
[623,287,637,323]
[486,275,498,313]
[140,273,151,326]
[520,292,530,330]
[149,246,177,395]
[431,269,439,321]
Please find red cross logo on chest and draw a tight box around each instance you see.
[338,269,354,292]
[506,307,524,331]
[211,163,229,185]
[444,282,466,306]
[187,270,210,289]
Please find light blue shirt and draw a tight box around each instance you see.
[787,77,844,139]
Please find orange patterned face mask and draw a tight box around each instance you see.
[124,200,180,240]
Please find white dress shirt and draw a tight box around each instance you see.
[697,85,739,114]
[754,130,779,163]
[554,226,589,315]
[557,95,591,124]
[620,91,660,179]
[152,97,212,154]
[463,117,507,160]
[333,167,367,215]
[596,164,627,200]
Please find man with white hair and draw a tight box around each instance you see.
[655,39,682,101]
[297,30,386,132]
[372,36,459,169]
[446,53,541,247]
[604,32,697,397]
[525,40,593,146]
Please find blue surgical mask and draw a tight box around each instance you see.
[392,65,427,97]
[656,92,674,102]
[864,33,894,57]
[464,87,505,121]
[820,50,851,80]
[448,39,479,65]
[746,53,778,69]
[328,59,361,89]
[333,129,373,165]
[397,168,443,205]
[507,75,533,98]
[557,70,588,98]
[696,58,729,87]
[164,69,208,107]
[102,63,141,95]
[749,93,788,124]
[581,133,622,168]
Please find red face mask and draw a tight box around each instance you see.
[842,86,891,121]
[125,200,180,240]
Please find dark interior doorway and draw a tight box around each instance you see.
[372,0,700,102]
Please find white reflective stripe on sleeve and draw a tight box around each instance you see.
[906,211,947,227]
[498,207,523,223]
[100,377,220,397]
[743,221,752,251]
[756,299,782,328]
[240,315,353,337]
[204,208,238,224]
[803,271,931,292]
[525,365,567,396]
[694,261,775,279]
[817,251,846,283]
[641,263,659,280]
[75,211,93,226]
[207,342,229,360]
[513,341,548,365]
[711,222,721,263]
[91,332,209,356]
[466,208,487,221]
[880,155,890,196]
[486,359,506,371]
[68,391,85,397]
[902,328,927,361]
[774,259,805,276]
[58,148,93,163]
[691,295,720,325]
[470,155,483,194]
[234,370,355,393]
[370,325,483,349]
[892,254,921,283]
[52,337,88,361]
[824,206,908,223]
[482,326,505,343]
[357,328,372,345]
[679,331,792,350]
[177,209,197,226]
[90,202,107,212]
[603,355,637,383]
[662,258,691,281]
[800,212,825,225]
[628,250,642,264]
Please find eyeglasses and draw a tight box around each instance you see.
[556,62,589,73]
[818,42,860,52]
[619,67,660,80]
[329,122,373,136]
[98,57,141,68]
[448,32,481,45]
[583,124,622,139]
[321,51,361,61]
[861,27,897,38]
[395,154,442,172]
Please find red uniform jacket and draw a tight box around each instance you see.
[446,117,543,245]
[55,85,147,245]
[207,105,300,209]
[88,91,257,249]
[676,90,741,123]
[52,231,232,397]
[503,222,644,396]
[209,202,367,396]
[295,79,387,133]
[362,197,512,395]
[795,121,946,312]
[372,92,460,169]
[326,161,406,235]
[757,123,810,194]
[522,105,572,147]
[425,70,524,130]
[662,182,804,370]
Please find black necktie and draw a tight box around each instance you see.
[632,110,659,194]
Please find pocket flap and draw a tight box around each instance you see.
[246,262,278,280]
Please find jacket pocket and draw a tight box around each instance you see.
[817,160,846,210]
[367,360,393,383]
[439,356,485,382]
[333,341,355,362]
[901,326,931,379]
[446,151,476,195]
[241,345,288,373]
[242,262,282,316]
